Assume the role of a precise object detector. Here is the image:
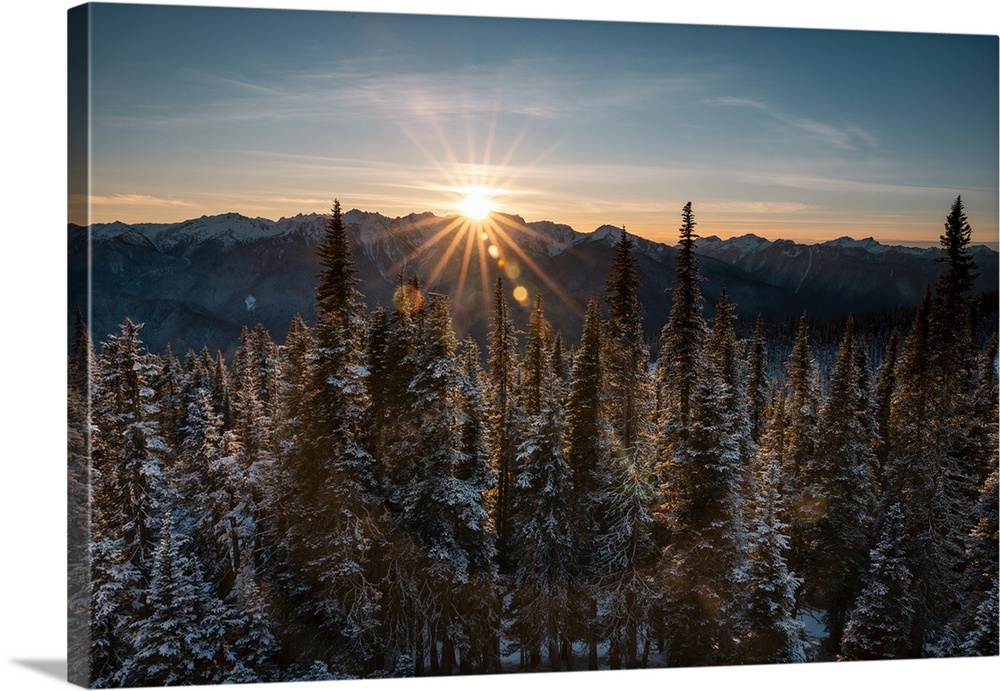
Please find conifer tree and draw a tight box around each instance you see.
[927,199,987,549]
[935,195,979,318]
[509,331,574,671]
[68,306,93,396]
[280,200,382,672]
[566,297,614,669]
[705,287,754,483]
[68,308,94,686]
[656,205,750,666]
[222,560,281,683]
[171,349,282,684]
[780,314,821,581]
[523,294,551,418]
[377,275,426,512]
[220,361,273,598]
[655,202,708,536]
[743,393,806,664]
[362,306,393,470]
[398,293,494,676]
[272,314,314,459]
[883,201,992,655]
[953,465,998,656]
[601,232,659,670]
[486,275,521,573]
[176,387,229,588]
[368,278,429,673]
[190,345,231,428]
[661,355,749,666]
[92,318,168,574]
[127,514,228,686]
[551,332,570,384]
[872,329,899,471]
[705,287,739,387]
[262,314,314,620]
[604,227,651,456]
[969,334,999,492]
[840,502,916,660]
[803,317,879,652]
[745,315,769,445]
[888,292,933,461]
[454,338,501,673]
[656,202,705,442]
[229,325,280,570]
[90,533,144,688]
[597,229,660,669]
[597,449,658,669]
[884,290,957,655]
[213,349,233,428]
[232,323,279,419]
[152,344,186,455]
[90,319,171,685]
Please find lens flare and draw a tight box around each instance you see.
[393,283,424,316]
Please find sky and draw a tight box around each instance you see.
[71,1,999,247]
[3,5,1000,691]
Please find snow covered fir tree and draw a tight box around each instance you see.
[68,196,999,687]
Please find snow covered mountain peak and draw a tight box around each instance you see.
[578,224,624,246]
[822,236,891,254]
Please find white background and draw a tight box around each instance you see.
[3,1,997,690]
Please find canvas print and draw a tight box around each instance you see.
[67,2,999,688]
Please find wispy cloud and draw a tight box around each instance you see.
[89,193,198,209]
[731,169,960,197]
[705,200,817,214]
[709,96,878,152]
[98,56,711,137]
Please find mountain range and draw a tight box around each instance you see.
[68,209,999,356]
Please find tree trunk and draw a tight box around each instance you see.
[625,591,638,668]
[441,632,455,675]
[429,623,440,674]
[654,604,665,653]
[609,637,621,670]
[415,620,425,676]
[825,595,848,656]
[588,596,599,670]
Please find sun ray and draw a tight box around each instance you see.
[488,214,584,317]
[426,218,474,289]
[476,222,492,309]
[384,215,467,280]
[456,219,480,308]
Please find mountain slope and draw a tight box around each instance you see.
[698,233,998,316]
[68,210,998,355]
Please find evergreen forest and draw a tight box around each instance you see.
[67,197,999,687]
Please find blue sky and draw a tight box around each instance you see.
[76,2,998,246]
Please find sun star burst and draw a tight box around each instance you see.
[455,187,497,220]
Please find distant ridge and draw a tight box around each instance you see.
[70,209,999,355]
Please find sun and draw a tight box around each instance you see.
[455,186,497,220]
